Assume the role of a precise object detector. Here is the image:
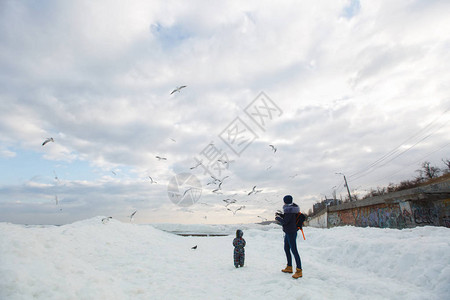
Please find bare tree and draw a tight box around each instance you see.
[331,188,337,200]
[442,158,450,174]
[416,161,441,180]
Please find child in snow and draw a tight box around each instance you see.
[233,229,246,268]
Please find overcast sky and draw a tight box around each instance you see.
[1,0,449,225]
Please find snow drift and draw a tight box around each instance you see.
[0,217,448,300]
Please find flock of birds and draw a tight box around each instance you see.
[41,85,295,223]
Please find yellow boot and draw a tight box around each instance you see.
[281,265,293,273]
[292,268,302,279]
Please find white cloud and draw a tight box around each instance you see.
[0,149,16,158]
[0,0,449,224]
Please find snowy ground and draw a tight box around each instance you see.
[1,217,449,300]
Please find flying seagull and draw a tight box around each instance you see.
[248,186,256,195]
[217,159,233,166]
[190,161,203,170]
[248,186,262,195]
[212,187,222,194]
[148,176,157,184]
[223,198,237,206]
[53,170,60,182]
[227,205,245,215]
[170,85,187,95]
[42,137,54,146]
[191,245,197,250]
[111,171,117,176]
[247,186,262,195]
[129,210,137,222]
[269,144,277,153]
[182,187,193,197]
[170,138,176,142]
[155,156,167,161]
[207,175,221,186]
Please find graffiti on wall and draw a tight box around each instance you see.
[327,199,450,229]
[410,201,440,226]
[328,201,449,228]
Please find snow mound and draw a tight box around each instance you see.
[0,217,448,300]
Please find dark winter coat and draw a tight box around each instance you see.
[275,203,300,233]
[233,229,246,267]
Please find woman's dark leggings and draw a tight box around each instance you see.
[284,232,302,269]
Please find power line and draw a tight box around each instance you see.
[348,107,450,181]
[372,141,450,185]
[350,120,449,182]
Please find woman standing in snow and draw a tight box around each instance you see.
[233,229,246,268]
[275,195,302,279]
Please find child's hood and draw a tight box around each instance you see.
[236,229,243,238]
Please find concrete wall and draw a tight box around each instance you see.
[308,209,327,228]
[308,180,450,229]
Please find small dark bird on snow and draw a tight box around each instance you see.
[42,137,54,146]
[102,217,112,224]
[191,245,197,250]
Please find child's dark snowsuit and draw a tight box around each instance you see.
[233,229,246,268]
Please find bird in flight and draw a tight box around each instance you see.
[247,186,262,195]
[182,187,194,197]
[191,245,197,250]
[223,198,237,207]
[207,176,220,185]
[217,159,233,167]
[212,187,222,194]
[190,161,203,170]
[42,137,54,146]
[170,85,187,95]
[53,170,60,183]
[269,144,277,153]
[156,156,167,161]
[227,206,245,215]
[148,176,157,184]
[129,210,137,222]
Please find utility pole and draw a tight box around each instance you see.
[336,172,353,202]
